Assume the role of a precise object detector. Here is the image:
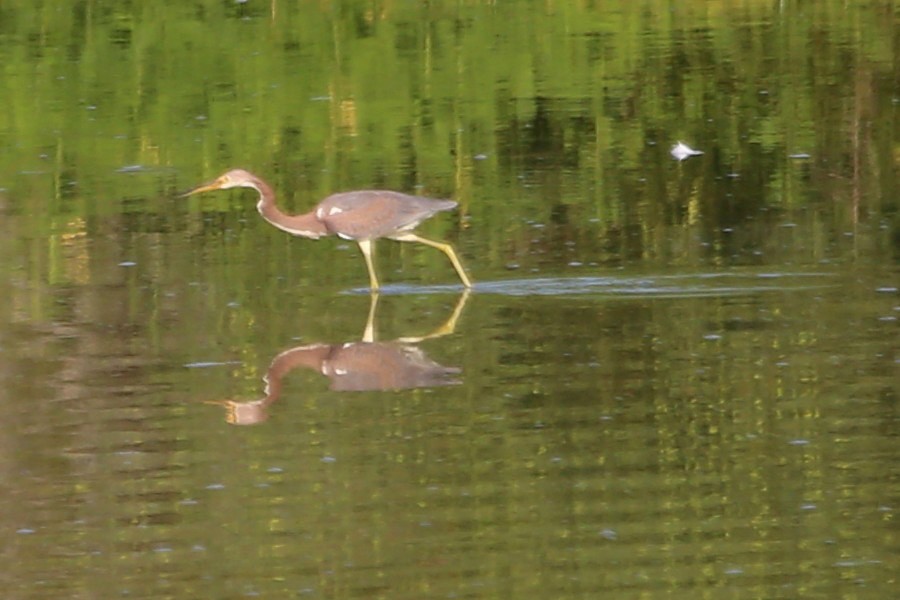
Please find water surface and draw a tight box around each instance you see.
[1,1,897,598]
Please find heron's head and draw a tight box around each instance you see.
[183,169,259,196]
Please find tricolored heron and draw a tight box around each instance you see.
[183,169,472,290]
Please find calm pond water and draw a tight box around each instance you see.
[1,1,898,598]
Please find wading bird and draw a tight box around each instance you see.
[183,169,472,290]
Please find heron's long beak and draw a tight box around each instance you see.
[203,399,269,426]
[180,179,223,198]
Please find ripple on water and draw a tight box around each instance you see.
[344,271,837,298]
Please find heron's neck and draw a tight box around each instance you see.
[251,178,328,239]
[263,344,332,398]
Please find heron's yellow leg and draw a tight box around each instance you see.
[357,239,380,291]
[393,233,472,288]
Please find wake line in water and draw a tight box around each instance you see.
[345,272,837,298]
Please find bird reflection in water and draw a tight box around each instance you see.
[208,292,469,425]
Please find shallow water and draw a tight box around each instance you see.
[1,1,898,598]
